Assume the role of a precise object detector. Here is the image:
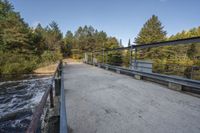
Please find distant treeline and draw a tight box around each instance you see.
[134,15,200,79]
[0,0,123,74]
[0,0,200,79]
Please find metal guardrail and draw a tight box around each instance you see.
[90,37,200,53]
[60,64,68,133]
[85,37,200,80]
[84,37,200,94]
[26,60,67,133]
[86,62,200,93]
[105,64,200,89]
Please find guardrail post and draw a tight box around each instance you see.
[50,85,54,108]
[91,52,93,64]
[191,66,194,79]
[130,45,133,69]
[55,77,61,96]
[106,51,108,64]
[134,47,137,69]
[55,64,61,96]
[59,68,62,77]
[103,46,104,64]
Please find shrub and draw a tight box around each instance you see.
[0,50,63,74]
[0,51,39,74]
[40,50,62,64]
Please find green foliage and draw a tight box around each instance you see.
[105,37,123,65]
[0,0,31,52]
[135,15,167,44]
[62,31,74,56]
[122,50,131,67]
[74,26,97,52]
[65,26,123,65]
[0,1,64,74]
[44,21,63,51]
[1,0,199,79]
[41,50,63,64]
[134,15,167,60]
[135,15,200,79]
[122,39,132,67]
[0,51,39,74]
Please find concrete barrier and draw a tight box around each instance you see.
[168,82,182,91]
[116,69,120,74]
[135,75,142,80]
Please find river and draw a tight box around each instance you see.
[0,76,52,133]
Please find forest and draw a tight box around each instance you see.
[0,0,200,79]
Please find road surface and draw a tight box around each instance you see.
[63,62,200,133]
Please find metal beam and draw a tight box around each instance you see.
[88,37,200,53]
[133,37,200,49]
[60,66,68,133]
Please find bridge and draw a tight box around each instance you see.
[64,61,200,133]
[26,37,200,133]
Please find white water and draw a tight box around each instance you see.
[0,77,52,133]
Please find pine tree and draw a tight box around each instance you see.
[62,30,74,56]
[122,39,131,67]
[44,21,63,51]
[0,0,30,52]
[134,15,167,59]
[135,15,167,45]
[31,23,46,54]
[106,37,123,65]
[128,39,131,47]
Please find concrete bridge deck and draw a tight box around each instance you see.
[63,62,200,133]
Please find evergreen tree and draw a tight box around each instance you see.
[123,38,131,67]
[135,15,167,59]
[128,39,131,47]
[135,15,167,45]
[0,0,30,52]
[31,23,46,54]
[62,30,74,56]
[94,31,107,50]
[44,21,63,51]
[106,37,123,65]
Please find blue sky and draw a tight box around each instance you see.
[10,0,200,46]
